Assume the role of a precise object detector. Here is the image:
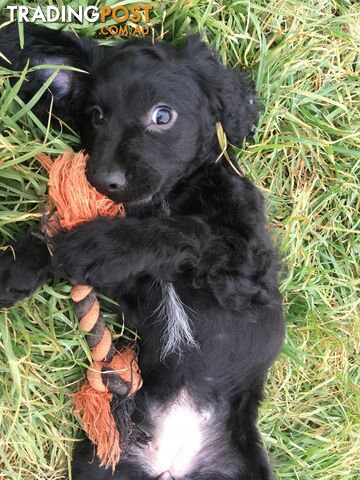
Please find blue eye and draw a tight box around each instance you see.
[152,106,172,125]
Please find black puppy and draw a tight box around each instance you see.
[0,23,285,480]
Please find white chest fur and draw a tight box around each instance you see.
[131,389,213,478]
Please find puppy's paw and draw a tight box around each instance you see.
[0,235,50,308]
[51,224,109,285]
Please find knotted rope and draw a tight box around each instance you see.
[37,151,142,470]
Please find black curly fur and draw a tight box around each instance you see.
[0,23,284,480]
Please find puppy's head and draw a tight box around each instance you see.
[81,37,258,210]
[3,26,258,209]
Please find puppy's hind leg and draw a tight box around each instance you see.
[231,387,276,480]
[71,438,153,480]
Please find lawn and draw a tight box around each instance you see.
[0,1,359,479]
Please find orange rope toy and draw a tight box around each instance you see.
[37,151,142,471]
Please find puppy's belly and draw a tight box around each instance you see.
[131,388,212,478]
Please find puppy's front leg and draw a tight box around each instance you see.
[51,216,210,287]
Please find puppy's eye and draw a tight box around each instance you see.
[145,105,177,132]
[91,106,105,127]
[151,106,172,125]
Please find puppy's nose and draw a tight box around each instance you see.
[106,170,126,191]
[95,169,126,193]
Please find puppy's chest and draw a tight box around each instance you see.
[129,389,214,478]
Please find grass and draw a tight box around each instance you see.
[0,0,359,478]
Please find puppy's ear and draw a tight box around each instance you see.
[0,22,100,128]
[180,36,259,146]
